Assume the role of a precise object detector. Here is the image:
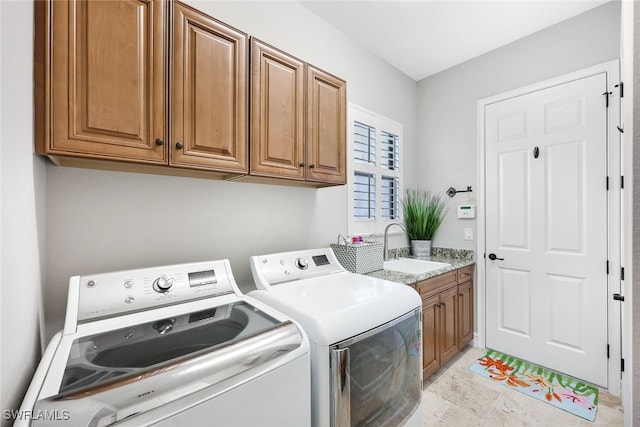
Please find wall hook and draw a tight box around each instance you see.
[446,186,472,198]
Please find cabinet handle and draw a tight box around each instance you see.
[309,164,315,169]
[176,142,184,149]
[299,162,305,168]
[441,302,446,307]
[155,138,164,146]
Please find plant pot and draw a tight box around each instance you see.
[410,240,432,257]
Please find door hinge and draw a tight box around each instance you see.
[621,358,625,372]
[607,344,610,359]
[621,267,625,281]
[603,91,612,108]
[616,82,624,98]
[606,260,609,274]
[613,293,625,302]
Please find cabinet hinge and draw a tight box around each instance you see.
[607,344,610,359]
[606,176,609,190]
[616,82,624,98]
[606,260,609,275]
[621,358,625,372]
[603,91,612,108]
[621,176,624,189]
[621,267,625,281]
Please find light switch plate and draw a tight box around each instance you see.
[464,228,473,241]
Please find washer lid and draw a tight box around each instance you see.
[58,300,288,396]
[248,272,421,345]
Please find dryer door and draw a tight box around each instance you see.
[330,308,422,427]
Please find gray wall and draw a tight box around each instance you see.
[416,1,621,250]
[42,1,418,340]
[0,1,48,422]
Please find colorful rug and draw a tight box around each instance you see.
[469,349,599,422]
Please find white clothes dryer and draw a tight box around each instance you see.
[17,260,310,427]
[249,248,423,427]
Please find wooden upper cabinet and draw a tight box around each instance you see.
[36,1,345,184]
[36,0,167,163]
[250,38,305,180]
[170,2,248,172]
[305,65,347,184]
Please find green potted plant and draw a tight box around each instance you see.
[402,189,448,257]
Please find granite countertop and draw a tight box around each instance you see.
[365,247,475,286]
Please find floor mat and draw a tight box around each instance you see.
[469,349,599,422]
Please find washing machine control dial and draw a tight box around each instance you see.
[295,258,309,270]
[153,275,175,293]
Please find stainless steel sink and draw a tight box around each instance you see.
[383,258,450,275]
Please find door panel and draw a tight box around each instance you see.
[171,3,247,172]
[497,268,531,337]
[457,281,474,349]
[547,273,586,350]
[545,141,585,253]
[421,295,439,379]
[498,149,530,249]
[305,65,347,184]
[485,73,608,387]
[250,39,305,179]
[439,288,458,365]
[50,0,166,162]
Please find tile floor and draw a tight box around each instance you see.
[421,346,624,426]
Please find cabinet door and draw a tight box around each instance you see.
[458,280,474,349]
[439,287,459,365]
[171,3,248,172]
[305,65,347,184]
[250,39,305,179]
[42,0,166,163]
[421,295,440,379]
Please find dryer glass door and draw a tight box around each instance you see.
[330,308,421,427]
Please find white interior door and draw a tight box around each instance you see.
[485,73,609,387]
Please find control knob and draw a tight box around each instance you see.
[295,258,309,270]
[153,275,175,293]
[153,318,176,335]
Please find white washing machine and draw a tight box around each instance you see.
[16,260,310,427]
[249,248,423,427]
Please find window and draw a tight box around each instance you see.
[348,105,402,235]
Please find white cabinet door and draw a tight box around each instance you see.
[485,73,609,387]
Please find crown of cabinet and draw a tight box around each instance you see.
[35,0,346,187]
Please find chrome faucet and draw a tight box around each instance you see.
[383,222,406,261]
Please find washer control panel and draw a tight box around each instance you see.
[251,248,345,287]
[75,260,233,322]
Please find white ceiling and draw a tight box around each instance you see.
[299,0,611,81]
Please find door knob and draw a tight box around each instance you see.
[176,142,184,149]
[488,253,504,261]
